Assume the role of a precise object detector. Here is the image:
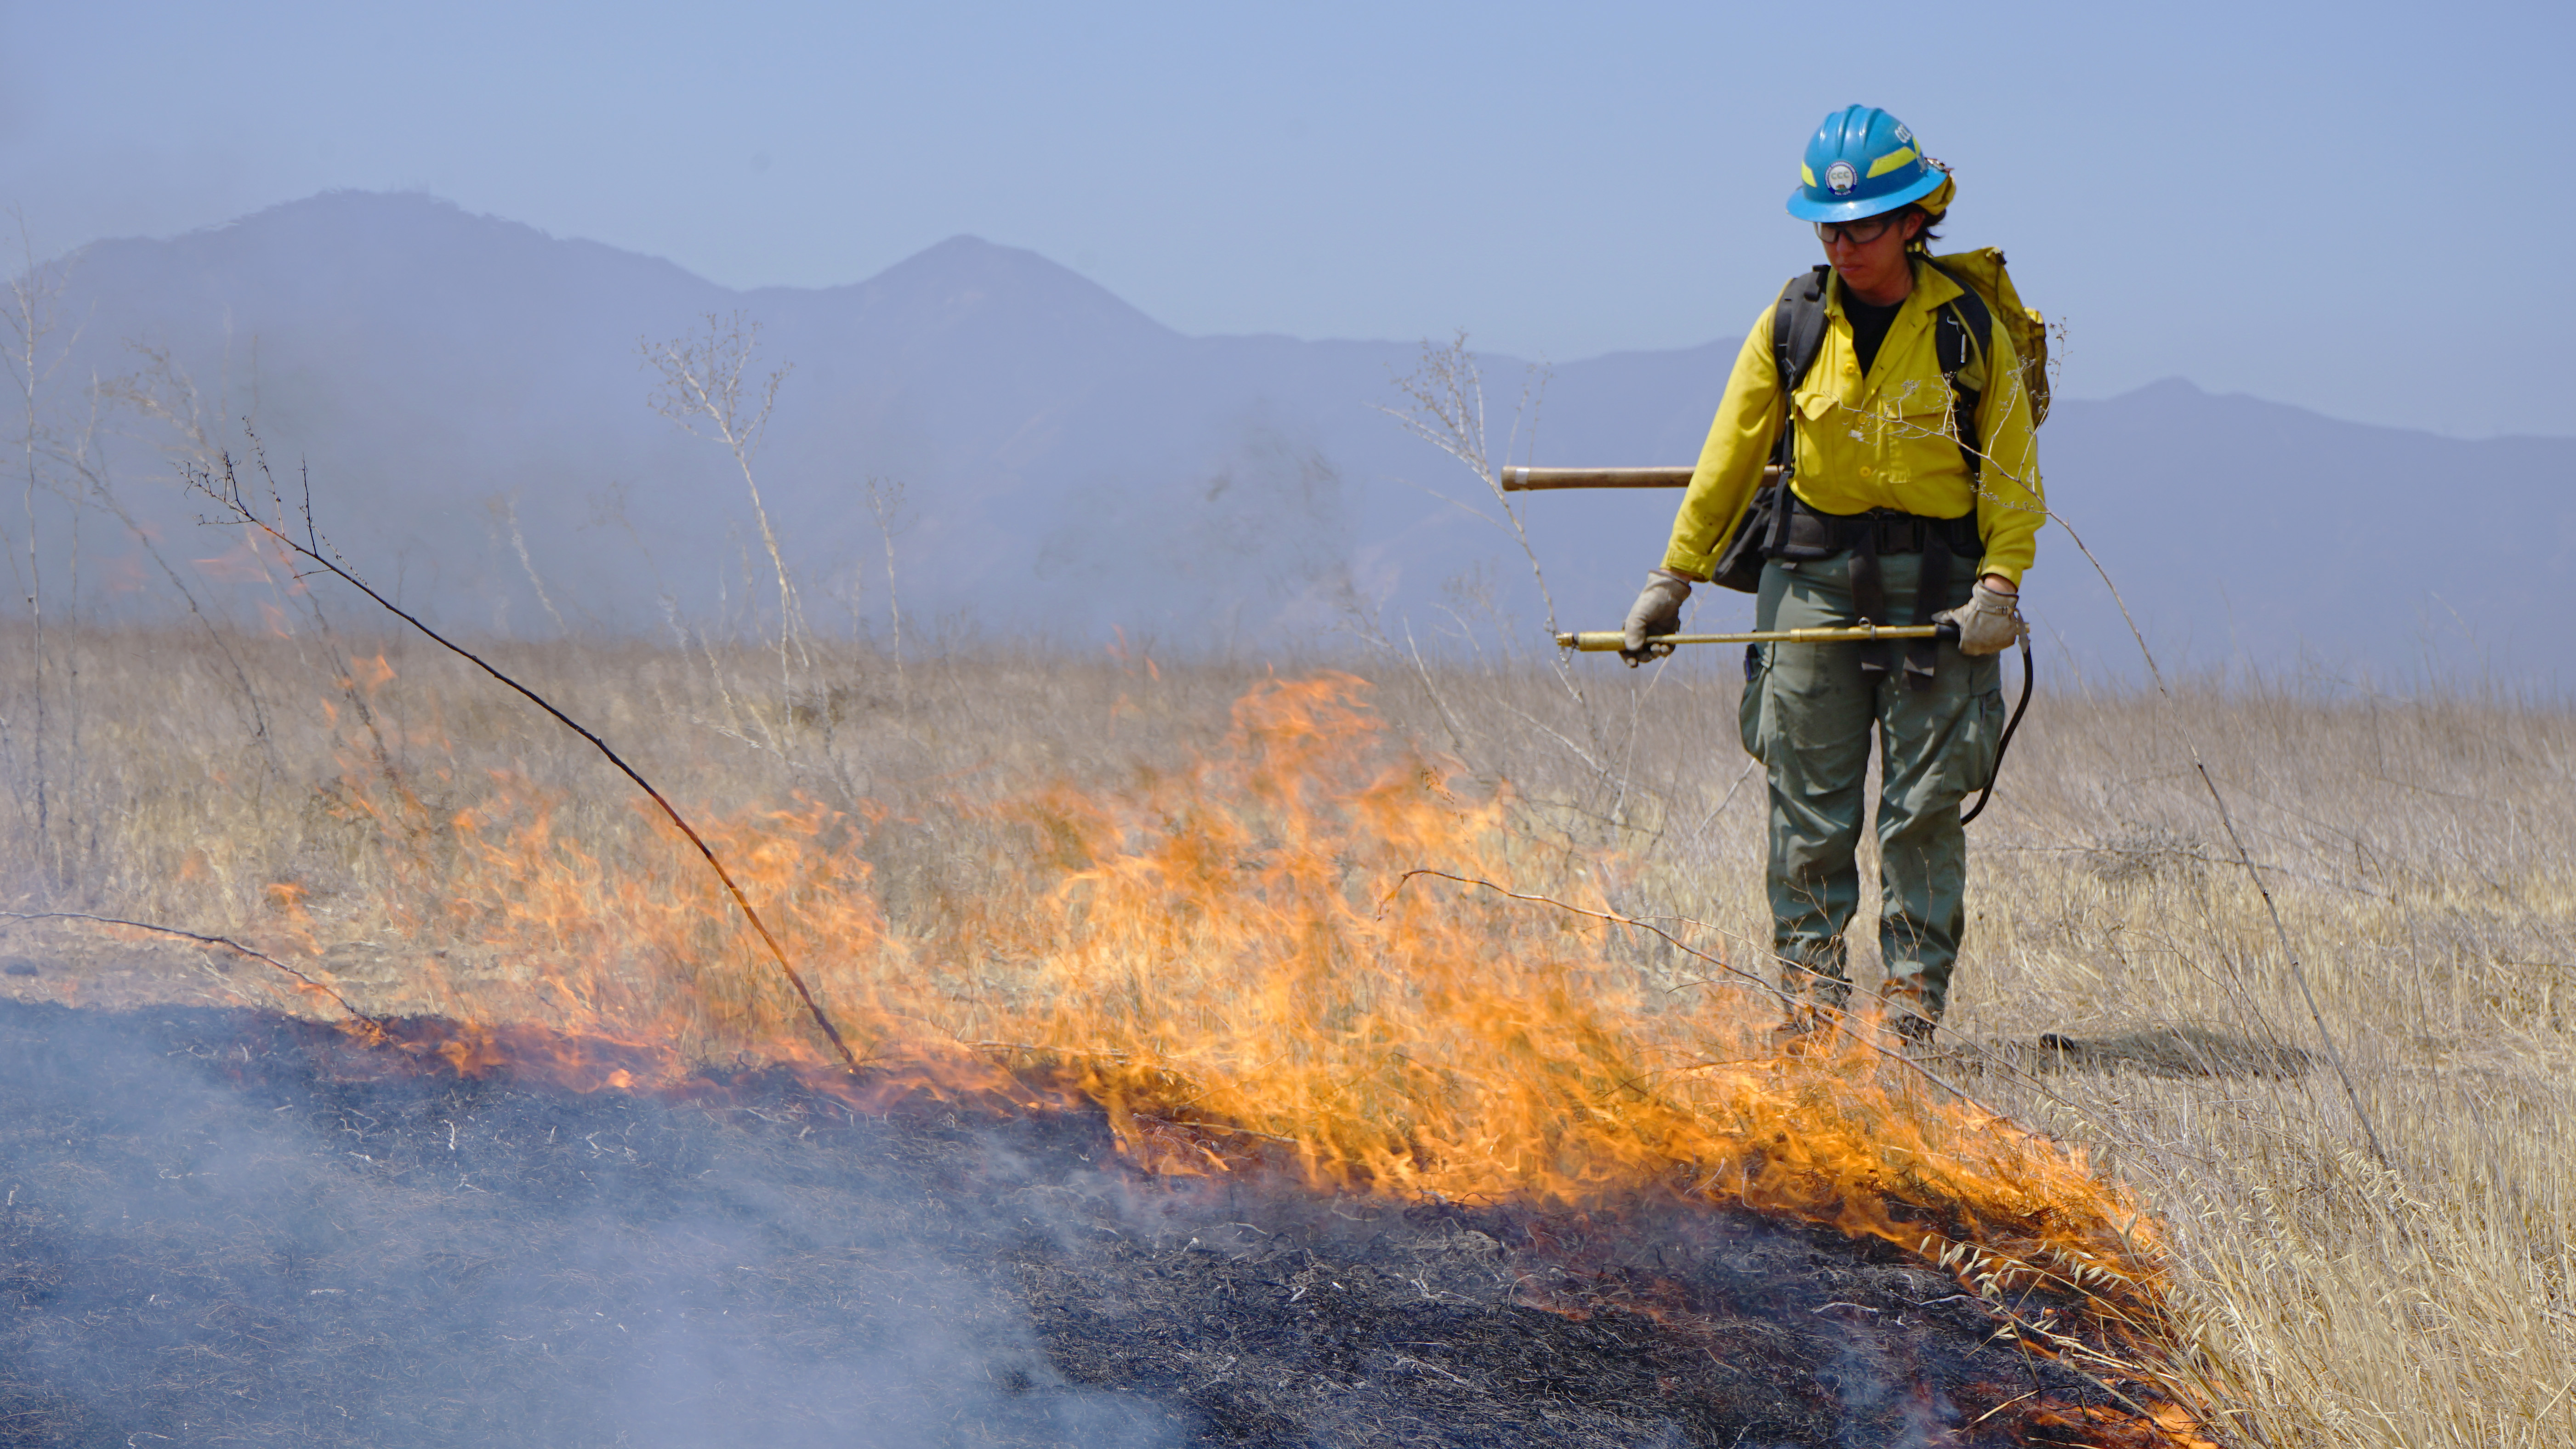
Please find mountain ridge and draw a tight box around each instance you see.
[14,190,2572,683]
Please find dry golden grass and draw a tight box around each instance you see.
[1440,657,2576,1449]
[1,619,2570,1447]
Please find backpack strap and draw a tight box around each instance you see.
[1759,265,1833,557]
[1921,261,1995,686]
[1771,264,1833,400]
[1925,261,1992,480]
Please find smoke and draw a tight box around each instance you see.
[1027,409,1355,650]
[0,1001,1177,1448]
[0,997,2199,1445]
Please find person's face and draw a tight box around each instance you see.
[1815,210,1922,301]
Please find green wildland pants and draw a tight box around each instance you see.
[1739,553,2006,1025]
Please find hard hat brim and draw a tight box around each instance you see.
[1784,166,1948,223]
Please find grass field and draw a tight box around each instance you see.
[1,618,2570,1448]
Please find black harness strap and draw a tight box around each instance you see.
[1762,266,1833,562]
[1927,263,1991,483]
[1848,525,1889,681]
[1906,529,1952,690]
[1773,265,1834,401]
[1916,268,1990,687]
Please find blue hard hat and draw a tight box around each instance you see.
[1787,105,1947,222]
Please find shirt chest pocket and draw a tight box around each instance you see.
[1875,372,1958,428]
[1865,371,1968,476]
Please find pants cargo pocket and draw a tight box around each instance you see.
[1962,687,2007,791]
[1738,643,1771,764]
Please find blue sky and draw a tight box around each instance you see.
[5,0,2567,438]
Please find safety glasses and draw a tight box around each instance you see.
[1813,215,1903,246]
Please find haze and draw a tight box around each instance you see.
[7,0,2570,439]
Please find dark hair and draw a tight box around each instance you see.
[1904,204,1944,252]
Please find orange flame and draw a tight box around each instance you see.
[279,673,2212,1443]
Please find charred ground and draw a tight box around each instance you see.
[1,1000,2166,1447]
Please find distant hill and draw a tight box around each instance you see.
[14,191,2573,684]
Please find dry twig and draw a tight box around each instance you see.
[180,441,863,1075]
[0,909,379,1027]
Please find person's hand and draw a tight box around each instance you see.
[1937,578,2025,656]
[1621,570,1694,665]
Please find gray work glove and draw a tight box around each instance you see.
[1621,569,1694,665]
[1937,580,2026,656]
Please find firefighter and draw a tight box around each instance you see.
[1623,105,2041,1049]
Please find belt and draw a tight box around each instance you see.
[1774,499,1978,691]
[1775,500,1982,561]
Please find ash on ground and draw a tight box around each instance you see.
[0,1001,2161,1448]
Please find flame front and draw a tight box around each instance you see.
[300,672,2207,1440]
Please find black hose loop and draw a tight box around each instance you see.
[1960,632,2033,825]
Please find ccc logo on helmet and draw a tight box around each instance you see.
[1826,161,1858,196]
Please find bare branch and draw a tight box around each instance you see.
[181,440,865,1076]
[643,312,807,685]
[0,909,380,1029]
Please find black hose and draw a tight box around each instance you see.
[1960,632,2033,825]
